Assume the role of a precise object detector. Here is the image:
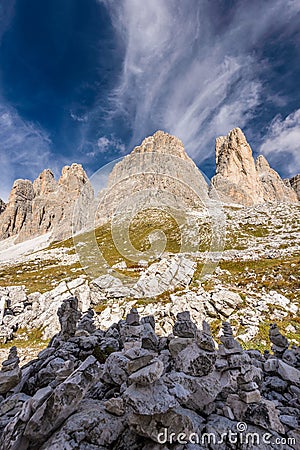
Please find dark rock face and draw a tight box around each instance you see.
[0,301,299,449]
[0,346,21,395]
[290,174,300,200]
[0,199,6,214]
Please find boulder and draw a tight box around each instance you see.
[132,256,196,298]
[23,356,101,446]
[128,359,164,386]
[40,399,126,449]
[174,342,216,377]
[128,406,204,444]
[166,371,222,410]
[124,380,178,415]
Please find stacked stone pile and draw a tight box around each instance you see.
[0,298,299,449]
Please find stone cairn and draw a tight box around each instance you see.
[77,308,96,336]
[0,300,299,449]
[0,346,21,395]
[269,322,289,356]
[57,296,81,340]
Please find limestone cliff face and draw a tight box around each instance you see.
[51,164,94,242]
[211,128,264,206]
[33,169,57,196]
[0,180,35,240]
[289,174,300,200]
[256,156,298,203]
[0,164,94,243]
[96,131,209,223]
[211,128,298,206]
[0,128,298,244]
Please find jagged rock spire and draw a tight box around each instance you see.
[256,155,298,203]
[211,127,298,206]
[0,163,94,243]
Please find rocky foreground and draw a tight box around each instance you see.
[0,298,299,449]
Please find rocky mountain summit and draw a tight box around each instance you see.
[0,298,299,449]
[95,131,209,227]
[211,128,298,206]
[0,164,93,244]
[0,128,299,247]
[130,130,190,160]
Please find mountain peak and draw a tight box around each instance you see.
[212,128,298,205]
[131,130,189,161]
[33,169,57,196]
[0,164,93,243]
[256,154,270,170]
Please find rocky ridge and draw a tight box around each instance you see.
[0,164,93,244]
[1,128,299,248]
[0,298,299,449]
[94,131,209,227]
[211,128,298,206]
[0,131,210,247]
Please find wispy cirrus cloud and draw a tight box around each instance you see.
[0,103,55,201]
[100,0,300,167]
[0,2,59,201]
[260,109,300,177]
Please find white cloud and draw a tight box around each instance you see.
[0,103,54,201]
[100,0,300,168]
[98,135,125,154]
[70,111,88,123]
[96,136,111,153]
[260,109,300,176]
[86,135,126,157]
[0,3,61,201]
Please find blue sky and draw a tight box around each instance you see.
[0,0,299,200]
